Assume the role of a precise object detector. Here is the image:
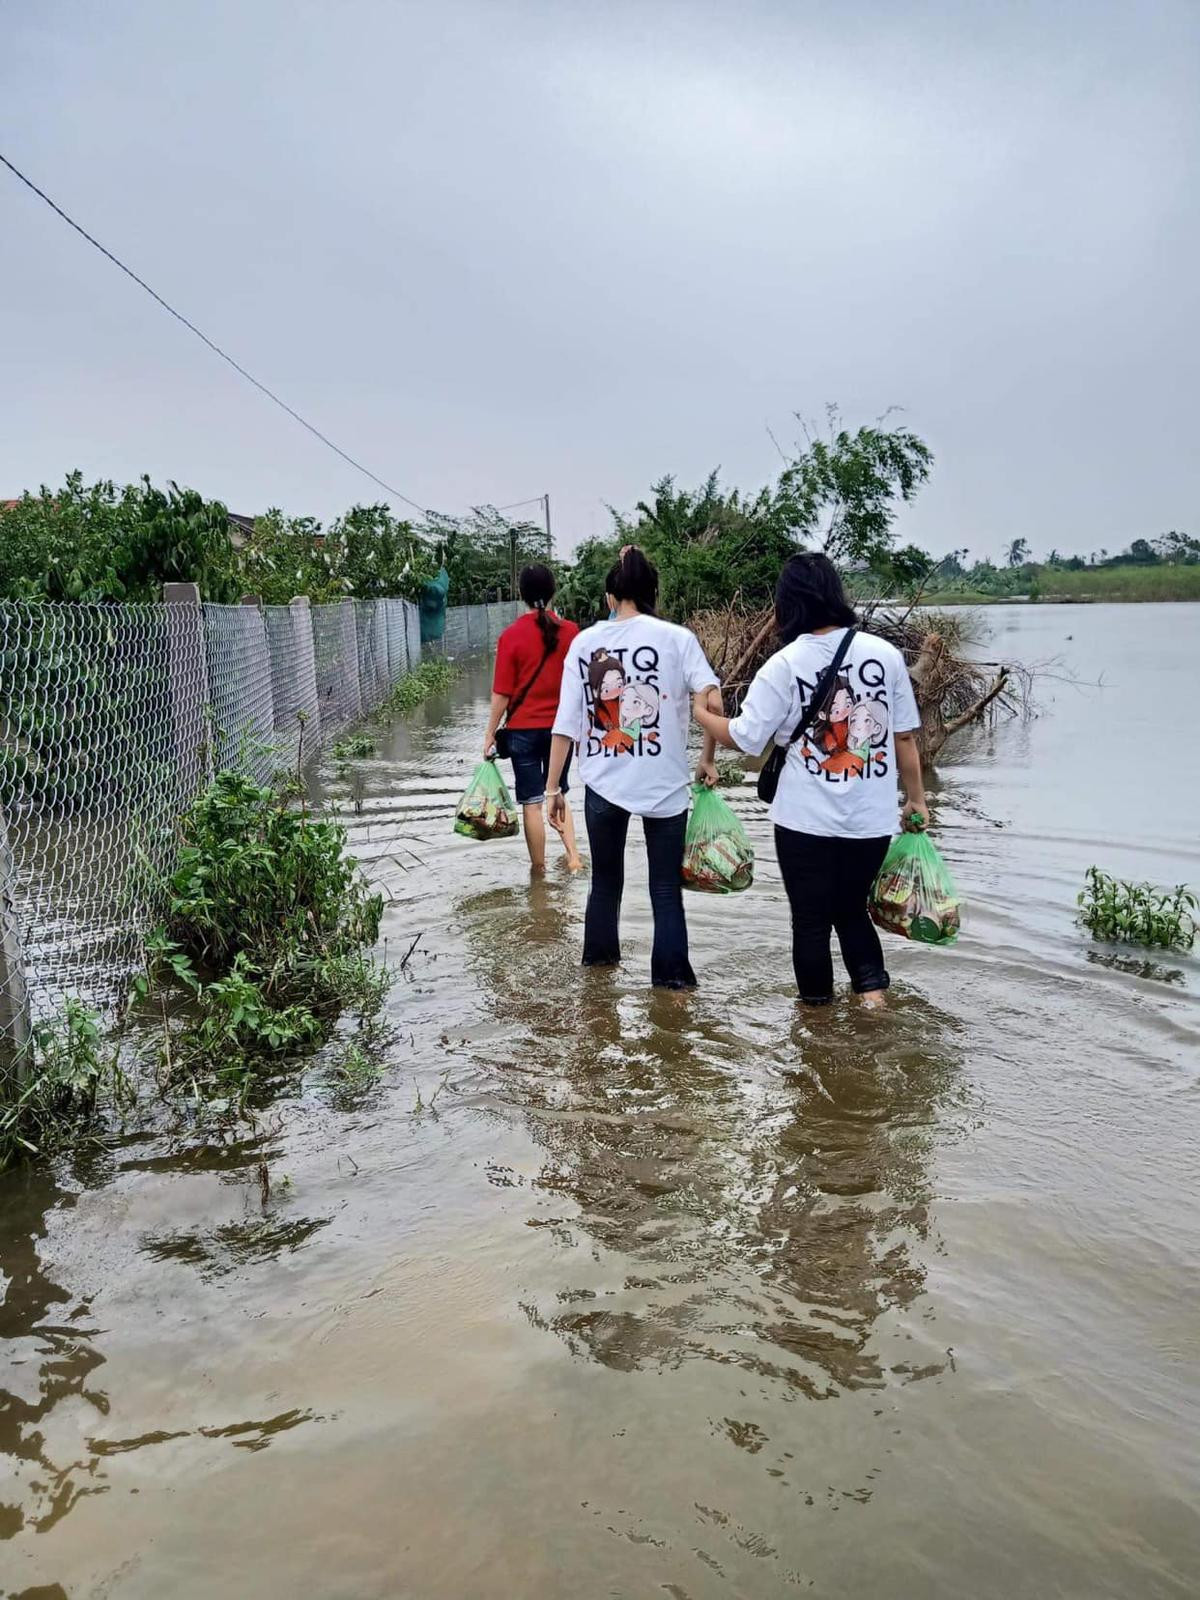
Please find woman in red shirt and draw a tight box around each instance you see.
[483,564,583,873]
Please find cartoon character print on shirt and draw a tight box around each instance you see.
[804,673,855,770]
[583,645,662,759]
[799,655,892,783]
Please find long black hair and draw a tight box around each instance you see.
[605,546,658,615]
[774,553,858,644]
[519,563,560,651]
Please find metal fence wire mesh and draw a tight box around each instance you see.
[312,602,362,741]
[0,596,520,1044]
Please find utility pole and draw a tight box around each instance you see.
[508,526,518,601]
[543,493,552,554]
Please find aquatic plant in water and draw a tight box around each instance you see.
[0,1000,130,1171]
[377,657,458,716]
[1077,866,1196,952]
[332,732,377,764]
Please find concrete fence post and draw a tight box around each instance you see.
[287,596,321,759]
[164,581,211,806]
[0,803,30,1076]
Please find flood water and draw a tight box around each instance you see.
[2,602,1197,1599]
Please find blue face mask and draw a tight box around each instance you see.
[608,608,617,620]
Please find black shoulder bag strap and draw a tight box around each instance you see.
[756,628,857,803]
[494,628,556,756]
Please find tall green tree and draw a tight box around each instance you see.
[559,409,936,621]
[422,506,550,604]
[1006,537,1030,568]
[775,408,934,567]
[0,473,240,601]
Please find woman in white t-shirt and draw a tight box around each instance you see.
[694,554,927,1008]
[546,547,721,988]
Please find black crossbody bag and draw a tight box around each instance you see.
[756,628,857,803]
[494,636,555,759]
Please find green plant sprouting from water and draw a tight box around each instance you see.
[1077,867,1196,952]
[0,1000,129,1172]
[136,770,387,1095]
[377,657,458,716]
[332,732,377,765]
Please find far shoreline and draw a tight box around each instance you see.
[925,592,1199,606]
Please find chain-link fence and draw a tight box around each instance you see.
[0,594,520,1051]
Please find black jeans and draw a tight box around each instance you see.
[583,789,696,989]
[774,826,891,1004]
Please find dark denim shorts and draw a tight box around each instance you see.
[507,726,571,806]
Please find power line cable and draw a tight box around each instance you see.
[493,495,547,512]
[1,151,546,521]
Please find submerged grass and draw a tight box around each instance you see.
[332,732,377,764]
[377,656,459,716]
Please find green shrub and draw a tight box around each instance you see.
[139,771,385,1092]
[0,1001,128,1171]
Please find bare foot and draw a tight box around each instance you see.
[529,863,547,878]
[565,855,585,873]
[858,989,887,1010]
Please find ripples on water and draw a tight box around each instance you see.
[1,606,1197,1598]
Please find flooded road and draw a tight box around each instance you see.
[2,603,1198,1598]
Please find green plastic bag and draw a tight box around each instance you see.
[869,829,960,944]
[454,759,519,840]
[682,784,754,893]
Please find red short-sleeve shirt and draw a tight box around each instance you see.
[492,610,579,729]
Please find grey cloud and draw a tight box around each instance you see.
[2,0,1196,558]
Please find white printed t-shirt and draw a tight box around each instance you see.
[552,616,719,818]
[728,627,920,839]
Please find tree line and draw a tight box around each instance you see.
[3,410,1193,617]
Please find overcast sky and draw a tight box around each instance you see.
[3,0,1197,560]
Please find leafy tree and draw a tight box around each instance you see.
[775,408,934,568]
[235,510,330,604]
[559,410,936,622]
[607,471,798,617]
[329,504,434,599]
[237,504,437,605]
[1006,537,1030,568]
[937,547,970,579]
[0,473,240,601]
[1156,531,1200,564]
[423,506,550,604]
[556,535,623,622]
[1125,538,1160,565]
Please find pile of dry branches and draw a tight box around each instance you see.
[691,595,1025,763]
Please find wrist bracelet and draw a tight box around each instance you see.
[545,788,561,797]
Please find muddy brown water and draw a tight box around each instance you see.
[2,602,1197,1599]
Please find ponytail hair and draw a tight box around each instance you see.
[519,563,561,651]
[774,553,857,644]
[604,545,659,615]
